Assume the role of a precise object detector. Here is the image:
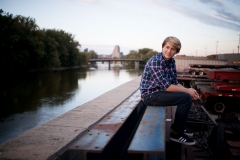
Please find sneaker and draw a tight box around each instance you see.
[170,132,195,145]
[184,128,193,137]
[170,124,193,137]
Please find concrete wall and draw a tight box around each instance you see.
[175,57,227,71]
[218,54,240,65]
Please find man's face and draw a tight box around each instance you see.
[162,42,177,60]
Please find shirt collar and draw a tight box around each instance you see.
[160,52,173,64]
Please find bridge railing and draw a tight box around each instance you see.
[89,58,143,61]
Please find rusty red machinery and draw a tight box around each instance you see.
[176,65,240,158]
[197,69,240,114]
[188,64,240,75]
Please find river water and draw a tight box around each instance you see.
[1,63,144,144]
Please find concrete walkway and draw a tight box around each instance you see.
[0,77,141,160]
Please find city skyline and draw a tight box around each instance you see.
[1,0,240,56]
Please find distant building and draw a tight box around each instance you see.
[110,45,121,59]
[218,53,240,65]
[120,52,123,56]
[84,48,88,52]
[173,53,240,72]
[174,54,224,72]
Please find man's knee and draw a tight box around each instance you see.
[180,93,192,108]
[182,92,192,101]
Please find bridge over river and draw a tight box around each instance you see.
[88,59,143,69]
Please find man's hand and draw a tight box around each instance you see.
[187,88,199,100]
[166,84,200,100]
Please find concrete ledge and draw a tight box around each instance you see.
[0,76,141,160]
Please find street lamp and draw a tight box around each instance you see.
[238,46,239,63]
[205,46,207,56]
[238,34,240,54]
[238,34,240,62]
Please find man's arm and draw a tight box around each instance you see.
[165,84,199,100]
[177,83,184,88]
[165,84,188,92]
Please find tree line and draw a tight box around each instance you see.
[0,9,90,73]
[122,48,158,65]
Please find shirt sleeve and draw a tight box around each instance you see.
[172,60,179,85]
[148,59,171,91]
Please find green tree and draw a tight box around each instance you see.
[44,29,83,67]
[87,50,98,60]
[78,52,87,65]
[123,50,139,59]
[0,9,86,72]
[122,48,158,65]
[29,30,46,69]
[138,48,153,55]
[42,35,61,68]
[142,50,158,63]
[0,10,40,71]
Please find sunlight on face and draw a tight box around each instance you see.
[162,42,177,60]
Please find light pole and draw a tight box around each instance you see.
[205,46,207,56]
[238,34,240,54]
[238,34,240,63]
[238,34,240,61]
[216,41,218,55]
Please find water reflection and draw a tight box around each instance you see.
[2,69,87,119]
[1,63,143,144]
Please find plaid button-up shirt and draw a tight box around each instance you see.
[140,52,178,98]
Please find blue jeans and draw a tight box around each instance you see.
[143,91,192,135]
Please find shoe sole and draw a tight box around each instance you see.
[170,137,195,145]
[184,133,193,137]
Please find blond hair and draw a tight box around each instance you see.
[162,36,181,53]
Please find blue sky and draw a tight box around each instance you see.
[1,0,240,56]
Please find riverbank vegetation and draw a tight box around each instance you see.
[122,48,158,65]
[0,9,90,73]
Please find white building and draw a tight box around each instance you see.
[111,45,121,59]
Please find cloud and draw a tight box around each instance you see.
[198,0,223,7]
[180,7,240,31]
[115,2,128,8]
[198,0,240,23]
[200,33,214,38]
[79,0,99,3]
[213,9,240,22]
[148,0,240,31]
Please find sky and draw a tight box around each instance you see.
[1,0,240,57]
